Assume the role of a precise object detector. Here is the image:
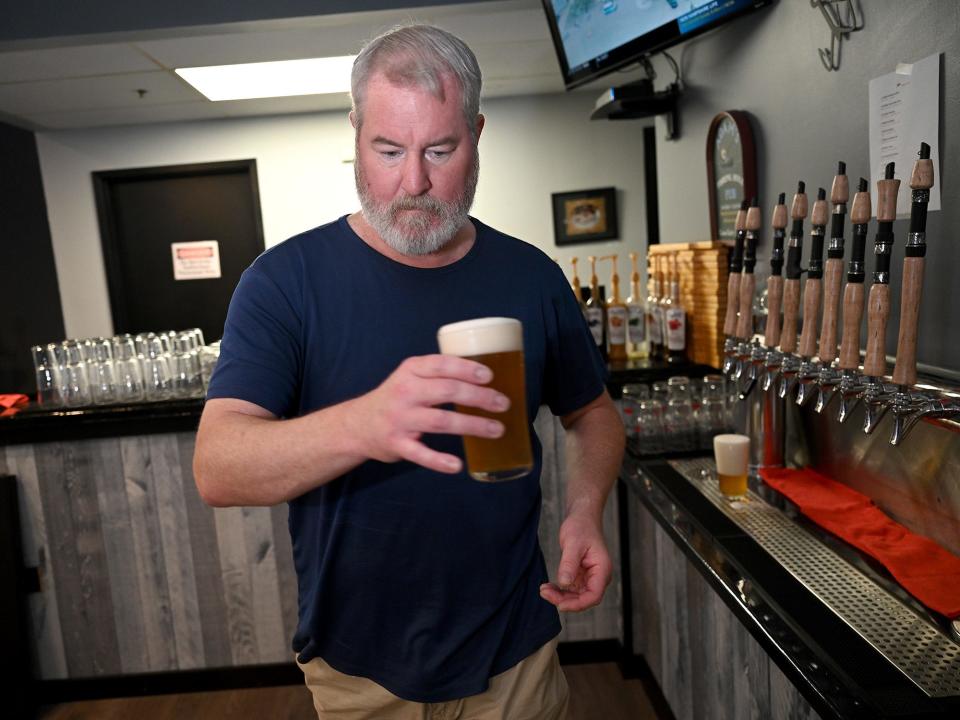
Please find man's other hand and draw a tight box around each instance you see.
[538,513,612,612]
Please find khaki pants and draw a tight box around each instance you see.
[296,638,569,720]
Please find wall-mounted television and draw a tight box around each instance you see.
[542,0,775,90]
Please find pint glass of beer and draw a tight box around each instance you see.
[437,317,533,482]
[713,433,750,499]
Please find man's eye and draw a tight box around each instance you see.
[379,150,401,159]
[427,150,450,160]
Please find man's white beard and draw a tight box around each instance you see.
[356,151,479,257]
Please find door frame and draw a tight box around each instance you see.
[92,159,265,335]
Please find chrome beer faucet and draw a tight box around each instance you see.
[859,163,900,435]
[776,183,808,400]
[722,201,750,379]
[830,177,871,423]
[795,187,829,407]
[813,163,849,412]
[760,193,788,394]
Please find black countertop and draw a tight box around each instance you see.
[623,451,960,720]
[1,360,715,445]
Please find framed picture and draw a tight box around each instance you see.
[551,187,619,246]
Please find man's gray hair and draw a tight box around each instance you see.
[351,24,482,136]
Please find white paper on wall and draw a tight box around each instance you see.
[868,52,942,217]
[171,240,222,280]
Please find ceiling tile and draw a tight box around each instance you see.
[24,101,227,129]
[0,70,201,115]
[0,43,160,82]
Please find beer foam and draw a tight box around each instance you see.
[437,317,523,356]
[713,434,750,475]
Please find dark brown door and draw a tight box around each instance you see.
[93,160,265,343]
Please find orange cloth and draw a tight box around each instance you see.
[0,393,29,417]
[761,466,960,619]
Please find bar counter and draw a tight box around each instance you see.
[621,448,960,719]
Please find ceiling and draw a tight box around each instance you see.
[0,0,636,132]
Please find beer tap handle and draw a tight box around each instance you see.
[780,184,808,354]
[838,178,870,371]
[838,284,866,369]
[723,201,749,337]
[736,200,761,340]
[892,143,934,387]
[766,276,784,348]
[819,164,848,363]
[863,165,900,377]
[798,188,828,359]
[862,285,891,377]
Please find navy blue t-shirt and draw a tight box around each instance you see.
[207,215,606,702]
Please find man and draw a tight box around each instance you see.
[194,24,624,719]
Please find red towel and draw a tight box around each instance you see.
[0,393,29,417]
[761,466,960,619]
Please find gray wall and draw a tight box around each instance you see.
[652,0,959,374]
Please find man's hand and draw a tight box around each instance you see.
[539,512,612,612]
[349,354,510,474]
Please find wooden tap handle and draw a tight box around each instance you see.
[736,273,756,339]
[780,278,801,353]
[876,179,901,221]
[818,258,844,363]
[831,174,850,205]
[892,257,925,386]
[724,272,741,336]
[798,277,822,357]
[863,284,891,377]
[811,199,829,227]
[911,159,934,190]
[838,283,865,370]
[772,204,788,229]
[765,275,783,348]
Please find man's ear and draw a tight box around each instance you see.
[475,114,485,140]
[349,110,358,129]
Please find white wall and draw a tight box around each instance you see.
[36,90,647,339]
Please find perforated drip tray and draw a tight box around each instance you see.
[669,457,960,699]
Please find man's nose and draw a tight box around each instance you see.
[401,154,431,196]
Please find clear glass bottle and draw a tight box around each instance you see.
[664,254,687,364]
[646,254,664,360]
[625,252,649,359]
[585,255,606,359]
[602,254,628,362]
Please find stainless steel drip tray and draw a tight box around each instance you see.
[669,457,960,699]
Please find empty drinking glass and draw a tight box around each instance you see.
[62,340,91,407]
[635,399,665,455]
[621,383,651,440]
[90,338,118,405]
[113,336,145,402]
[32,345,62,407]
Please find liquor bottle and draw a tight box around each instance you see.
[658,254,673,361]
[656,255,670,360]
[646,253,664,360]
[665,254,687,363]
[626,252,649,359]
[601,254,628,362]
[570,257,587,318]
[585,255,607,358]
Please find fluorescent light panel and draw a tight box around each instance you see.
[176,56,356,101]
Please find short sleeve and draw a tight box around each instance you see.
[206,264,302,417]
[540,267,607,417]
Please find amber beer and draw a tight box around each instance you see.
[713,433,750,499]
[437,317,532,481]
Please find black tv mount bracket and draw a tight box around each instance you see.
[590,78,681,141]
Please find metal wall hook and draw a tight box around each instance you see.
[811,0,864,71]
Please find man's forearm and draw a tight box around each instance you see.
[562,394,625,523]
[194,398,368,507]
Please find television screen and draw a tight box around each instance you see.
[543,0,774,90]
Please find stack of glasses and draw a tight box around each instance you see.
[620,374,733,456]
[31,329,218,408]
